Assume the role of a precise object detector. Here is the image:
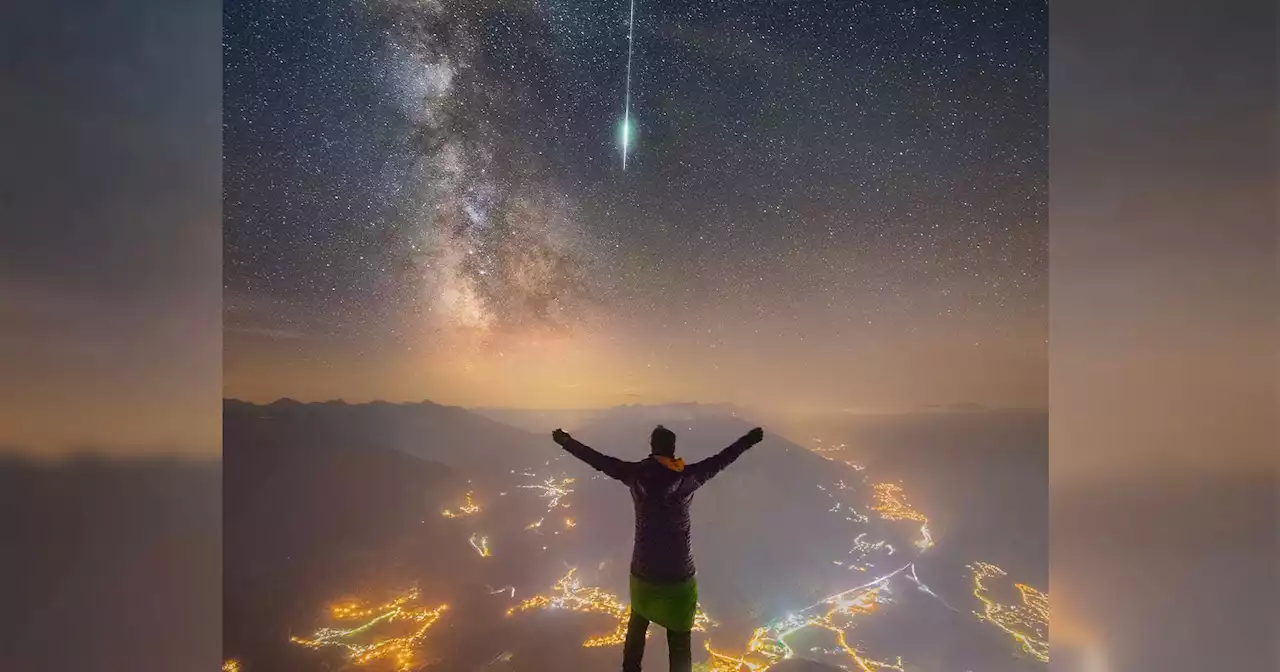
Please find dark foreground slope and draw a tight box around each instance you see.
[224,400,461,670]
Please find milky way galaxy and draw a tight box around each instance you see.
[224,0,1046,409]
[368,0,612,348]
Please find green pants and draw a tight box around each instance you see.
[629,574,698,632]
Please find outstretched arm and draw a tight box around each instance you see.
[552,429,634,482]
[683,427,764,490]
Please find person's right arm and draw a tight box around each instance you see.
[683,427,764,490]
[552,429,635,483]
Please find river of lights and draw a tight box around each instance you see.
[290,588,449,672]
[507,568,712,648]
[469,533,492,557]
[968,562,1049,662]
[441,490,481,518]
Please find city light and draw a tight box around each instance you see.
[870,483,926,522]
[508,568,713,648]
[519,475,577,510]
[290,588,448,672]
[808,439,848,460]
[705,568,909,672]
[274,438,1040,672]
[871,483,933,550]
[441,490,481,518]
[968,562,1049,662]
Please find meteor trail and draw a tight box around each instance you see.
[620,0,636,170]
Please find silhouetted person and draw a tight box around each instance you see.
[552,424,765,672]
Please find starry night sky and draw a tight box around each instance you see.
[224,0,1046,411]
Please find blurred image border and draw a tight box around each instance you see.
[0,0,1274,670]
[1049,0,1276,669]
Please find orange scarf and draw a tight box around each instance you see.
[654,455,685,472]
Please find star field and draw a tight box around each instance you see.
[223,0,1046,410]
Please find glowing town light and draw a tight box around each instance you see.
[508,568,712,648]
[705,573,907,672]
[519,475,576,510]
[871,482,935,551]
[290,587,448,672]
[441,491,481,518]
[968,562,1049,662]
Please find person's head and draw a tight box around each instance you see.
[650,425,676,457]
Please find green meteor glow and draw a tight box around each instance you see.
[619,117,634,159]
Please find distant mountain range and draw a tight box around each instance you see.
[224,397,556,474]
[474,401,753,432]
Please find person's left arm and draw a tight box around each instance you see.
[681,427,764,490]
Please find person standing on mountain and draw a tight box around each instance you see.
[551,424,765,672]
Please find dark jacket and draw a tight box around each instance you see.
[557,435,757,583]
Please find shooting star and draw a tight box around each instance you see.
[619,0,636,170]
